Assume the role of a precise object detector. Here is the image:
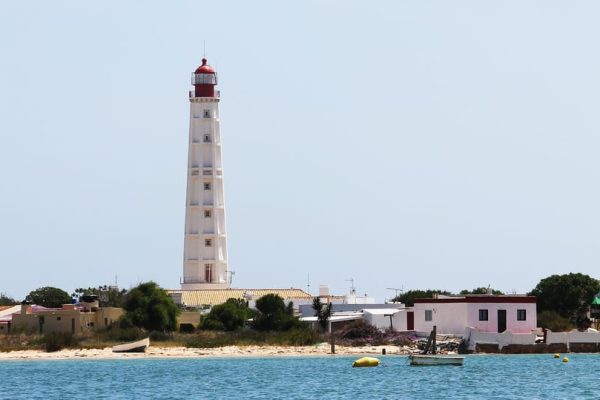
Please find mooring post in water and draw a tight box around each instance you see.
[329,320,335,354]
[432,325,437,355]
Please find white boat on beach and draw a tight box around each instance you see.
[112,337,150,353]
[409,354,465,366]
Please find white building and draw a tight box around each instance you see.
[181,58,229,289]
[413,295,537,336]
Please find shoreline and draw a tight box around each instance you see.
[0,344,415,361]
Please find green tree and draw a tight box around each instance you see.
[311,297,332,331]
[459,287,504,295]
[0,293,18,306]
[392,289,453,307]
[529,273,600,328]
[72,285,127,307]
[121,282,180,332]
[201,298,250,331]
[25,287,72,308]
[253,294,300,331]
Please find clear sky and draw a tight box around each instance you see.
[2,1,600,302]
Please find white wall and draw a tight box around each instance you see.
[413,302,468,335]
[466,302,537,334]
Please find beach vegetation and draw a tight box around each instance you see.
[537,310,575,332]
[392,289,453,306]
[252,294,303,331]
[42,332,78,352]
[121,282,180,332]
[201,298,251,331]
[185,327,320,348]
[25,286,72,308]
[0,293,18,306]
[529,273,600,329]
[334,320,413,347]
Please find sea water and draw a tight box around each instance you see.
[0,354,597,399]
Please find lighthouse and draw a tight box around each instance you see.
[181,58,230,290]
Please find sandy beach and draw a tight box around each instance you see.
[0,344,414,360]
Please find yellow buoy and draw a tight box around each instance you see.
[352,356,380,368]
[562,357,569,363]
[553,353,560,358]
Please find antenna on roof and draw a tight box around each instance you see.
[203,40,206,58]
[387,287,404,299]
[307,272,311,295]
[345,278,355,295]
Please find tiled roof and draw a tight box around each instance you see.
[167,288,313,307]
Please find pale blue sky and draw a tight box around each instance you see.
[2,1,600,301]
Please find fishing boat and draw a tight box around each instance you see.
[409,326,465,366]
[408,354,464,366]
[112,337,150,353]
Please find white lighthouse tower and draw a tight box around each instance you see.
[181,58,230,290]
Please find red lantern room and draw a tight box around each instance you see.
[191,58,218,98]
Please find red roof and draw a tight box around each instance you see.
[195,58,215,74]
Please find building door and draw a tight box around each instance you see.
[497,309,507,333]
[407,311,414,330]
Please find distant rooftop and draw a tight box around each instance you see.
[167,288,313,307]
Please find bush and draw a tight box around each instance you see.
[43,332,78,352]
[201,299,250,331]
[252,295,300,331]
[179,323,195,333]
[122,282,180,332]
[149,330,171,341]
[185,327,321,348]
[337,320,381,340]
[538,310,576,332]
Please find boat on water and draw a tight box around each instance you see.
[112,337,150,353]
[410,325,465,366]
[409,354,465,366]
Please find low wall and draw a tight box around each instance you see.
[546,329,600,352]
[466,327,536,352]
[474,342,568,354]
[468,328,600,353]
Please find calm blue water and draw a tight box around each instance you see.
[0,354,597,399]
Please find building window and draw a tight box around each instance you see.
[425,310,433,321]
[204,210,212,218]
[205,263,212,282]
[204,182,211,190]
[517,309,526,321]
[203,134,211,143]
[203,110,211,118]
[479,309,488,321]
[57,317,61,321]
[205,238,212,247]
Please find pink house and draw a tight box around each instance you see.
[412,295,537,336]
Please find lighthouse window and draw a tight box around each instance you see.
[204,263,212,282]
[203,134,211,143]
[203,110,211,118]
[204,182,211,190]
[204,210,212,218]
[205,238,212,247]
